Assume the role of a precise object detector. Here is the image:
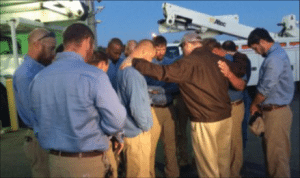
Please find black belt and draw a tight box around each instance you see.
[151,102,172,108]
[49,149,104,158]
[261,105,287,111]
[231,99,243,106]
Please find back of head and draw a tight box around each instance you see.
[222,40,237,52]
[125,40,137,57]
[107,38,123,49]
[63,23,94,48]
[247,28,274,47]
[153,35,167,47]
[201,38,221,52]
[86,50,108,66]
[131,39,156,61]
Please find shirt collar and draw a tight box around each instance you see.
[266,43,280,57]
[24,55,45,69]
[56,52,85,62]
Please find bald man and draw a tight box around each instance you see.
[13,28,56,177]
[116,40,156,177]
[124,40,137,57]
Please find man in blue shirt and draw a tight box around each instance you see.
[248,28,294,178]
[106,38,124,91]
[30,23,126,178]
[13,28,56,177]
[147,35,180,178]
[116,39,156,177]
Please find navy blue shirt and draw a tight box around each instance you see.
[225,54,248,102]
[146,57,179,106]
[107,57,124,91]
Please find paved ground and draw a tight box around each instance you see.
[1,91,299,178]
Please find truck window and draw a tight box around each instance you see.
[0,36,22,55]
[166,46,180,59]
[0,37,12,55]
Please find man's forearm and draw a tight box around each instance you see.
[227,71,246,91]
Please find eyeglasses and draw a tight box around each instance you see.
[38,31,56,41]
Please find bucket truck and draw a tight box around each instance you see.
[159,3,299,86]
[0,0,103,131]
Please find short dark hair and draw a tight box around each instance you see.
[86,50,108,66]
[55,44,64,53]
[63,23,94,47]
[153,35,167,46]
[201,38,221,51]
[247,28,274,47]
[107,38,123,48]
[222,40,237,52]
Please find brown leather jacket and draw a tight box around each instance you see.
[132,47,231,122]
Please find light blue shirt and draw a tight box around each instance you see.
[146,57,179,106]
[257,43,294,105]
[107,57,124,91]
[225,54,248,102]
[116,65,153,138]
[29,52,126,152]
[13,55,45,128]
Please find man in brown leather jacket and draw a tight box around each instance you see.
[121,32,232,178]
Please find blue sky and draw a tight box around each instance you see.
[94,1,299,47]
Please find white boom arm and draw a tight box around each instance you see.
[0,0,89,25]
[158,3,282,39]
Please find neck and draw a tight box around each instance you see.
[65,46,86,60]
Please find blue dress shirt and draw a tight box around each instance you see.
[107,57,124,91]
[146,57,179,106]
[225,54,248,102]
[29,52,126,152]
[13,55,45,128]
[116,65,153,138]
[257,43,294,105]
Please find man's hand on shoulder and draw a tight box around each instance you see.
[120,57,133,70]
[218,60,233,78]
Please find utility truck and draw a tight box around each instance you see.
[0,0,102,131]
[159,3,299,86]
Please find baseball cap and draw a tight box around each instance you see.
[180,32,202,46]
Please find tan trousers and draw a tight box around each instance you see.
[49,152,110,177]
[150,105,179,178]
[262,105,292,178]
[123,131,151,178]
[191,117,232,178]
[173,94,191,167]
[23,129,50,177]
[230,102,245,177]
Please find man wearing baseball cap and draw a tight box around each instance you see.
[121,32,232,177]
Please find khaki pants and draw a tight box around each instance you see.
[150,105,179,178]
[23,129,49,177]
[230,102,245,177]
[191,117,232,178]
[173,94,191,167]
[49,152,110,177]
[262,106,292,178]
[123,131,151,178]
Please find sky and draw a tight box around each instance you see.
[94,1,299,47]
